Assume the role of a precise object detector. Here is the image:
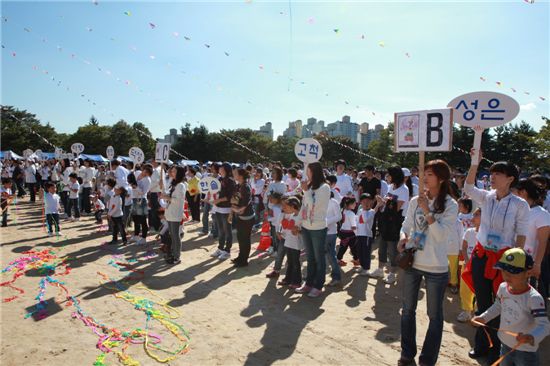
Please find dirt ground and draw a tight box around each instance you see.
[1,198,549,366]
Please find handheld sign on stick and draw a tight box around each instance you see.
[128,147,144,172]
[294,138,323,182]
[448,91,519,165]
[394,109,453,193]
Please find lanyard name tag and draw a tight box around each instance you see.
[410,231,427,251]
[485,231,502,252]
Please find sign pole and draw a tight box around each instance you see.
[472,128,483,165]
[418,151,425,194]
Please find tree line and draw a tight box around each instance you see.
[1,106,548,173]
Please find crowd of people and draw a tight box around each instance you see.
[1,150,550,366]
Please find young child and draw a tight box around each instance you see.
[336,197,358,266]
[156,208,171,258]
[265,192,283,265]
[1,178,14,227]
[355,193,379,276]
[457,208,481,323]
[472,248,550,365]
[458,198,474,229]
[44,182,62,236]
[67,173,81,221]
[123,185,133,228]
[277,196,303,289]
[92,194,105,225]
[447,214,464,294]
[327,175,343,204]
[104,178,116,233]
[108,186,128,245]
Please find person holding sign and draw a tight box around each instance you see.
[185,166,201,222]
[24,159,37,203]
[162,166,187,265]
[231,168,255,267]
[397,160,458,366]
[295,162,330,298]
[211,163,237,261]
[462,148,529,363]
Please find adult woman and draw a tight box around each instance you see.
[369,166,409,284]
[185,166,201,222]
[162,166,187,265]
[211,163,236,260]
[296,162,330,298]
[60,159,72,217]
[231,169,255,267]
[463,149,529,363]
[514,178,550,298]
[398,160,458,366]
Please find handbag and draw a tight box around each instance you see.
[396,248,416,270]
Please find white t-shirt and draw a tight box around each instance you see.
[331,188,342,204]
[40,166,50,181]
[114,166,129,189]
[463,228,478,261]
[69,181,80,199]
[447,218,464,255]
[251,178,265,196]
[108,195,123,217]
[544,192,550,212]
[268,204,282,224]
[335,173,354,196]
[82,167,94,188]
[25,165,37,183]
[523,206,550,257]
[340,209,356,231]
[380,179,389,197]
[44,193,60,214]
[280,212,303,250]
[94,199,105,211]
[165,182,187,222]
[458,212,474,229]
[285,178,300,195]
[388,184,410,217]
[326,198,341,235]
[356,207,375,237]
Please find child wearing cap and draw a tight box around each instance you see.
[472,248,550,366]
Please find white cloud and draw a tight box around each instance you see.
[520,103,537,111]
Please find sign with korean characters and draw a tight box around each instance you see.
[394,109,453,152]
[294,138,323,163]
[155,143,171,163]
[199,176,220,194]
[128,147,144,165]
[55,148,63,159]
[448,91,519,163]
[71,143,85,154]
[106,146,115,160]
[34,149,43,161]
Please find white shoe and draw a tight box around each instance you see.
[383,272,397,284]
[129,236,139,243]
[354,267,363,273]
[210,248,222,258]
[457,311,473,323]
[359,269,370,276]
[266,247,274,255]
[56,232,63,237]
[47,232,53,237]
[218,251,231,260]
[368,268,384,278]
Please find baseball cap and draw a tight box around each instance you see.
[402,168,411,177]
[494,248,534,274]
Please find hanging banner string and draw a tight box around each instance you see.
[1,108,60,151]
[316,134,391,166]
[218,132,270,161]
[452,144,495,165]
[132,127,189,161]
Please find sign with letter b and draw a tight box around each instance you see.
[394,109,453,152]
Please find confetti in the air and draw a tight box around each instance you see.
[184,36,191,41]
[149,22,156,29]
[480,77,486,81]
[204,44,210,48]
[333,29,339,33]
[173,32,179,37]
[378,41,385,47]
[540,96,546,101]
[124,11,131,16]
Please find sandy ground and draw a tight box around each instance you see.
[1,198,549,366]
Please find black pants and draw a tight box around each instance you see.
[337,231,358,260]
[133,215,148,238]
[148,192,161,231]
[185,192,200,221]
[285,247,302,285]
[95,209,104,224]
[1,202,7,226]
[82,187,92,213]
[26,182,36,202]
[16,179,26,197]
[112,216,127,243]
[530,253,550,301]
[60,191,69,214]
[472,254,500,362]
[67,198,80,218]
[356,236,373,270]
[235,217,254,264]
[46,213,60,233]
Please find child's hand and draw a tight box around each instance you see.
[470,316,485,327]
[516,333,534,346]
[291,227,300,236]
[397,238,407,253]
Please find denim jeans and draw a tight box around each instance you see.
[168,221,183,261]
[273,242,287,272]
[301,227,328,290]
[325,234,341,281]
[401,267,449,366]
[500,343,539,366]
[46,213,60,233]
[214,212,232,252]
[148,192,161,231]
[202,202,211,233]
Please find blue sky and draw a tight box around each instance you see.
[1,0,548,140]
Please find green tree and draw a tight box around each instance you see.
[88,115,99,126]
[132,122,156,158]
[109,120,140,158]
[532,117,550,171]
[65,125,112,155]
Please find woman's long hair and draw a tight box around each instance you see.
[425,160,452,214]
[170,166,186,197]
[307,162,325,190]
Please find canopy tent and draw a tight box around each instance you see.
[78,154,109,163]
[178,159,200,166]
[0,151,24,160]
[116,156,133,163]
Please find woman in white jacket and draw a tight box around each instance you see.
[397,160,458,366]
[162,166,187,265]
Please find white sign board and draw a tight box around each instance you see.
[294,138,323,163]
[23,149,33,159]
[447,91,520,128]
[55,148,63,159]
[71,143,85,154]
[394,109,453,152]
[106,146,115,160]
[128,147,144,164]
[155,143,171,163]
[4,151,12,161]
[34,149,43,161]
[199,176,220,194]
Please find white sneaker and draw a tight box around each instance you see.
[266,247,274,255]
[383,272,397,284]
[359,269,370,276]
[56,232,63,237]
[457,311,473,323]
[218,251,231,260]
[368,268,384,278]
[47,232,53,237]
[210,248,222,258]
[354,267,363,273]
[129,236,139,243]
